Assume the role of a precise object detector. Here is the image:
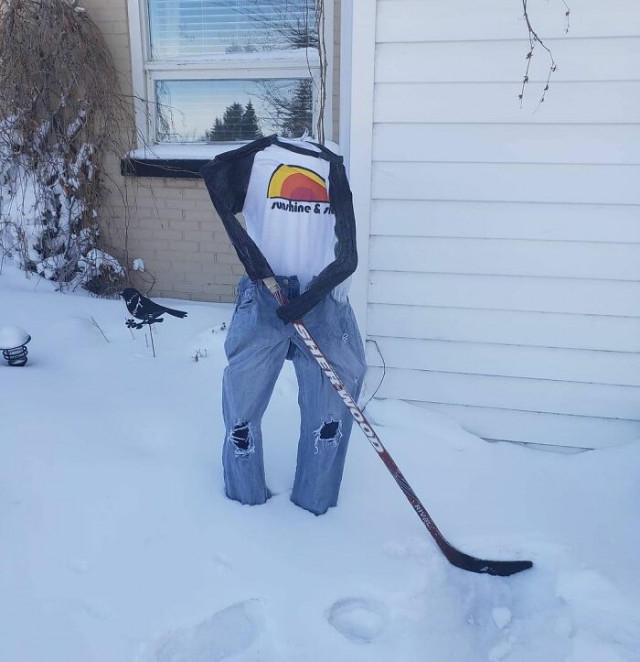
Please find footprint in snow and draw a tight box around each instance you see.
[327,598,388,643]
[137,599,263,662]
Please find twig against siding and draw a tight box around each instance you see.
[519,0,571,107]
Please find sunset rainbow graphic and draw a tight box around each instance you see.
[267,165,329,203]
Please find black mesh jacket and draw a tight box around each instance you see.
[200,135,358,323]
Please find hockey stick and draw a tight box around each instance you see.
[264,277,532,577]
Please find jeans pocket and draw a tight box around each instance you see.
[236,281,255,310]
[329,290,350,310]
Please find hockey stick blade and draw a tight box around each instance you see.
[444,546,533,577]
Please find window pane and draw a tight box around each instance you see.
[155,78,313,142]
[148,0,317,59]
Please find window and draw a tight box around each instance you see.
[129,0,331,146]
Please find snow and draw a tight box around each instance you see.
[491,607,512,630]
[0,325,30,349]
[1,260,640,662]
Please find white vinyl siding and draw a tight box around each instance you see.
[366,0,640,448]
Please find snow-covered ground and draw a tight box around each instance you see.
[1,261,639,662]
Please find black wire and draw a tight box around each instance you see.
[362,338,385,411]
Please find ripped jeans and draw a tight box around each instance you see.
[222,275,367,515]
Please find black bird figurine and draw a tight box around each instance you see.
[120,287,188,330]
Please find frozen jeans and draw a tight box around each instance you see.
[222,275,367,515]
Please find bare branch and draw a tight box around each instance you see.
[519,0,570,107]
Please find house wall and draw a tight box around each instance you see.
[364,0,640,448]
[85,0,341,303]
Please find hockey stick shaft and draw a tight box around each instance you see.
[264,278,532,576]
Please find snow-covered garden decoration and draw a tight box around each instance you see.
[0,325,31,366]
[0,0,130,295]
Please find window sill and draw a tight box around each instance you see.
[121,138,343,179]
[121,143,246,179]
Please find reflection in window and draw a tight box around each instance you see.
[148,0,317,59]
[155,78,313,142]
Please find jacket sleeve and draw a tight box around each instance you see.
[200,138,275,281]
[275,159,358,323]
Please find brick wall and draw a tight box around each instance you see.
[103,172,243,301]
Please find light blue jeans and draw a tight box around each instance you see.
[222,275,367,515]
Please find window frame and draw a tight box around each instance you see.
[127,0,333,153]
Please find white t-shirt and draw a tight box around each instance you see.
[242,143,338,292]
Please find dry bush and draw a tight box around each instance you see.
[0,0,134,294]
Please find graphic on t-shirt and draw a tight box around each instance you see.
[267,165,329,203]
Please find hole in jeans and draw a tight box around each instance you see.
[230,421,254,456]
[314,418,343,453]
